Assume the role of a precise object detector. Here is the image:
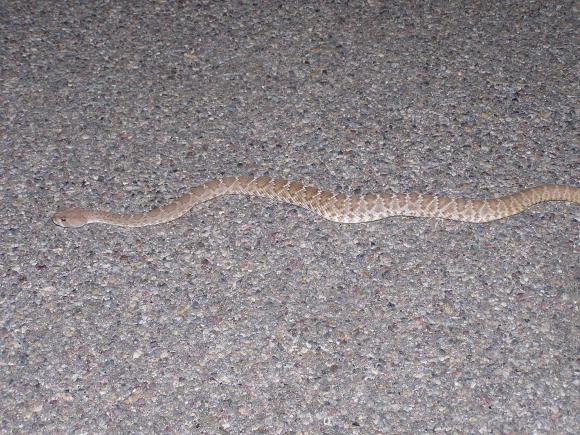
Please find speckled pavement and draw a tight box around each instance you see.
[1,1,578,433]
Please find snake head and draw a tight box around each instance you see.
[52,208,90,228]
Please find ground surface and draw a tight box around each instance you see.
[1,1,578,433]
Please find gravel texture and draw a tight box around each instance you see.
[1,1,578,433]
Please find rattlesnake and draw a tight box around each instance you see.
[52,176,579,228]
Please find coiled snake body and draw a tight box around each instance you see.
[52,176,580,228]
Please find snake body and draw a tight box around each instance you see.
[52,176,580,228]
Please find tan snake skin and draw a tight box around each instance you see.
[52,176,580,228]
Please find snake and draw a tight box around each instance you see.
[52,176,580,228]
